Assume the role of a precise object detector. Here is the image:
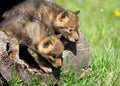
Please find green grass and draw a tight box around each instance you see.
[53,0,120,86]
[9,0,120,85]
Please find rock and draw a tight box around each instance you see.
[0,72,9,86]
[63,32,92,75]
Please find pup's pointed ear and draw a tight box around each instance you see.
[61,11,68,19]
[54,11,69,27]
[56,34,62,39]
[74,10,80,15]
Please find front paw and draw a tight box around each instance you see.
[41,67,52,73]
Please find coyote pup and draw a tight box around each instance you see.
[28,34,64,73]
[0,14,64,72]
[3,0,80,42]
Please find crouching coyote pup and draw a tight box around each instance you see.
[3,0,80,42]
[0,14,64,73]
[28,35,64,73]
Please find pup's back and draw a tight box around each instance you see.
[2,0,80,42]
[3,0,64,19]
[0,14,54,48]
[2,0,64,27]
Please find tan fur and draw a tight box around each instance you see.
[28,35,64,72]
[0,14,64,72]
[3,0,80,42]
[28,49,53,73]
[38,35,64,68]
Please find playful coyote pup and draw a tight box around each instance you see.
[3,0,80,42]
[0,14,64,72]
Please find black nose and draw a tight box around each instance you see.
[57,66,61,69]
[75,38,79,42]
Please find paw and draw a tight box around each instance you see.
[28,68,43,75]
[41,67,52,73]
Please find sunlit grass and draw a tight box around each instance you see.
[54,0,120,86]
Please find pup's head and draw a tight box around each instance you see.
[37,34,64,68]
[54,10,80,42]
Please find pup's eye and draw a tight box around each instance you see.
[43,41,51,47]
[69,29,73,32]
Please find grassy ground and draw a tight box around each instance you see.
[8,0,120,86]
[53,0,120,86]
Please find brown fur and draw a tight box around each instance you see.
[0,14,64,72]
[3,0,80,42]
[37,35,64,68]
[28,35,64,73]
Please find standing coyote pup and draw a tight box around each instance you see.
[0,14,64,72]
[3,0,80,42]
